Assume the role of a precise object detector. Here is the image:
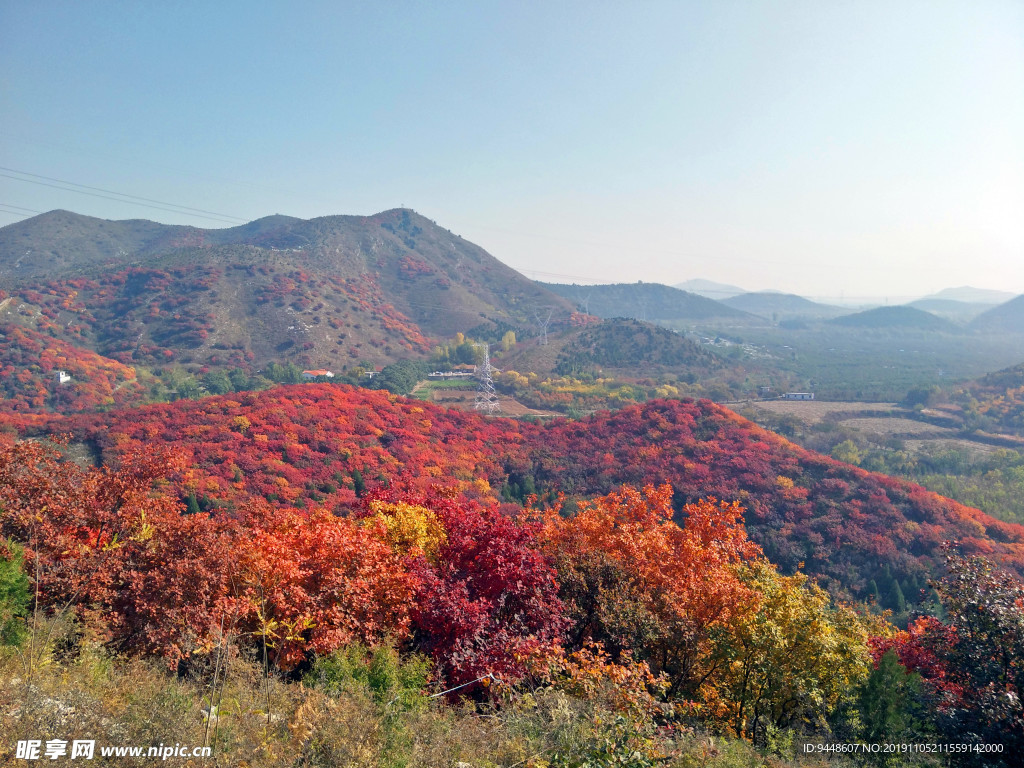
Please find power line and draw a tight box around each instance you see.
[0,168,246,225]
[0,130,303,199]
[0,202,44,215]
[0,166,247,221]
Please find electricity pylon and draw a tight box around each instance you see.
[474,343,500,414]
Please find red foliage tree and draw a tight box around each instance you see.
[367,488,566,688]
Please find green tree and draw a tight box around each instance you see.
[175,377,201,400]
[0,538,30,647]
[227,367,252,391]
[372,360,425,396]
[202,370,232,395]
[265,362,303,384]
[858,650,930,765]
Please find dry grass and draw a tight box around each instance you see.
[1,616,858,768]
[835,417,951,438]
[746,400,899,425]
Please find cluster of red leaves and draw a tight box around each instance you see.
[0,437,566,679]
[229,502,417,669]
[870,617,962,704]
[0,438,415,669]
[368,487,568,688]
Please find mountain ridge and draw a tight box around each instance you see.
[0,208,575,374]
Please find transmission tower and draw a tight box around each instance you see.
[533,307,553,346]
[474,343,501,414]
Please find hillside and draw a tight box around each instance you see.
[540,281,755,324]
[0,322,145,413]
[828,305,961,332]
[722,291,848,320]
[0,210,205,281]
[970,294,1024,333]
[962,361,1024,437]
[0,209,574,379]
[19,384,1021,603]
[553,318,721,375]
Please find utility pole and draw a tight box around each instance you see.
[474,343,500,414]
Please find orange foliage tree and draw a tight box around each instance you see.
[536,484,762,698]
[231,502,417,670]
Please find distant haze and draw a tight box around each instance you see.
[1,1,1021,299]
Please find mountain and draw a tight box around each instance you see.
[0,210,204,281]
[34,384,1024,600]
[540,282,756,324]
[926,286,1018,304]
[0,209,574,374]
[969,295,1024,333]
[721,291,848,320]
[906,298,991,322]
[674,278,747,299]
[828,305,961,332]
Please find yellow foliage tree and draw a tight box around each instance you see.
[707,561,874,744]
[364,500,447,563]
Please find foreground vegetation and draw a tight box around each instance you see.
[2,429,1023,766]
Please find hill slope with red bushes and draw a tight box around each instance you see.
[0,322,145,413]
[0,209,573,374]
[24,383,1022,600]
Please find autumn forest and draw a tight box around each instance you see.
[1,210,1023,767]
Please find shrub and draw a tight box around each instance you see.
[0,538,29,647]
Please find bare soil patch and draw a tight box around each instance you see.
[428,388,560,418]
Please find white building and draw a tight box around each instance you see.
[301,369,335,380]
[783,392,814,401]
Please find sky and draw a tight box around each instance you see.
[1,1,1022,302]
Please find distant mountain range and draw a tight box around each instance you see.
[674,278,748,299]
[721,292,848,320]
[674,279,1018,311]
[540,281,756,324]
[905,299,992,322]
[924,286,1018,304]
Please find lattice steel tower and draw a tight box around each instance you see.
[474,343,500,414]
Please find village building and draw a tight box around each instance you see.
[301,369,334,380]
[782,392,814,400]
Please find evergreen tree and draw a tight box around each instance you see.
[859,650,928,765]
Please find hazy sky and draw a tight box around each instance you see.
[2,1,1021,301]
